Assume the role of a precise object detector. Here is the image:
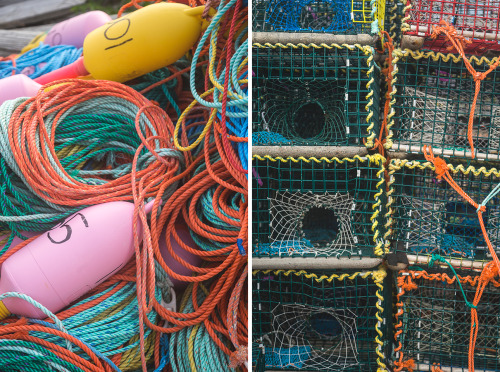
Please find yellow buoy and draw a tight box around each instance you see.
[82,3,209,82]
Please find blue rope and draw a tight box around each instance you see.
[477,183,500,212]
[0,44,82,79]
[153,334,170,372]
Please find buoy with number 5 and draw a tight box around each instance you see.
[0,201,146,319]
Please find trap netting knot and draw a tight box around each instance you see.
[262,304,359,370]
[263,0,355,32]
[269,190,357,257]
[260,79,347,145]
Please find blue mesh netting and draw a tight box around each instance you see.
[265,346,312,369]
[409,235,475,258]
[264,0,356,32]
[252,131,293,145]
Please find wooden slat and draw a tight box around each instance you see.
[0,0,85,29]
[0,29,40,56]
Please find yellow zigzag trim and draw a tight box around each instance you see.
[252,42,373,54]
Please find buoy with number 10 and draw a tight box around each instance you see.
[35,3,212,84]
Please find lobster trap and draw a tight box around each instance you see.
[394,266,500,371]
[398,0,500,55]
[252,0,385,34]
[388,50,500,159]
[252,155,387,258]
[387,159,500,260]
[252,269,388,371]
[252,44,380,147]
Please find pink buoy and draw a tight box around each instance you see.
[0,201,141,319]
[0,74,41,106]
[45,11,112,48]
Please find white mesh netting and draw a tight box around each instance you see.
[409,0,500,33]
[400,87,451,145]
[269,191,357,256]
[399,87,500,154]
[399,195,475,257]
[406,301,455,358]
[261,303,359,370]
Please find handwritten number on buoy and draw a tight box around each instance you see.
[48,213,89,244]
[104,18,133,50]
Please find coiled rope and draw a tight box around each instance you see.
[0,44,82,79]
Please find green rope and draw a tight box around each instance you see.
[429,254,477,309]
[0,339,84,372]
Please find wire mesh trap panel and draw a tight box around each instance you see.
[252,155,387,258]
[393,267,500,371]
[387,159,500,260]
[387,50,500,159]
[252,269,387,371]
[398,0,500,55]
[252,45,380,147]
[252,0,385,34]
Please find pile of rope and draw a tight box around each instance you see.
[0,0,248,371]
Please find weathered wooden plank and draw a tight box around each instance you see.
[0,29,39,56]
[0,0,85,29]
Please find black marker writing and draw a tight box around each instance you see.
[104,18,133,50]
[48,213,89,244]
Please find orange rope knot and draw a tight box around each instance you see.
[431,363,444,372]
[228,345,247,368]
[431,20,471,51]
[395,358,416,372]
[398,274,418,292]
[479,261,499,284]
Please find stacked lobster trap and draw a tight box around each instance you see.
[253,269,388,371]
[383,0,500,368]
[389,0,500,55]
[252,0,392,370]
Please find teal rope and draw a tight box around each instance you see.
[429,254,477,309]
[0,95,183,235]
[477,182,500,212]
[189,0,248,115]
[128,65,185,119]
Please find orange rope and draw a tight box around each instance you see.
[397,268,500,372]
[423,146,500,273]
[431,21,500,159]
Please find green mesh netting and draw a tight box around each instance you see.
[253,270,386,371]
[252,155,385,257]
[258,79,347,145]
[388,159,500,260]
[390,51,500,159]
[396,267,500,371]
[252,0,382,34]
[252,45,380,146]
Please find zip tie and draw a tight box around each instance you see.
[237,238,246,255]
